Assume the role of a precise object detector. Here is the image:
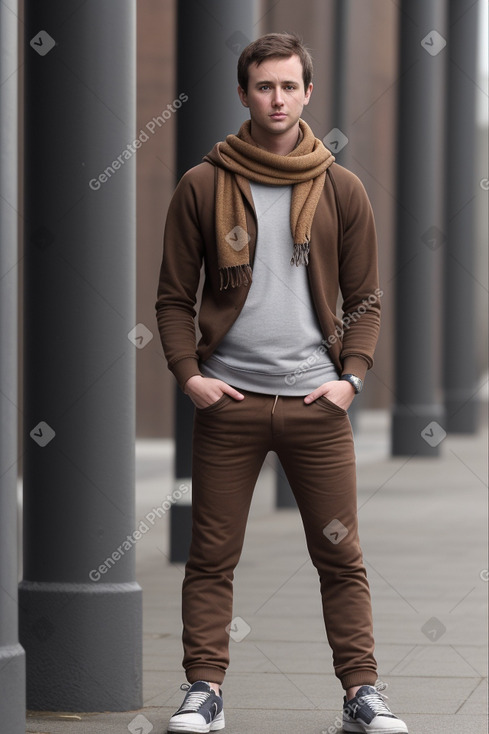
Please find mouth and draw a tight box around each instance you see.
[270,112,287,120]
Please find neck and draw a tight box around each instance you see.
[249,120,301,155]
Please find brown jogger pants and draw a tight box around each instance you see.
[182,389,378,691]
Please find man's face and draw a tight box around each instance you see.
[238,54,313,138]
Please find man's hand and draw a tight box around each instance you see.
[304,379,355,411]
[184,375,245,409]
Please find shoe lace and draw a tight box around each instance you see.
[361,690,392,716]
[178,689,211,713]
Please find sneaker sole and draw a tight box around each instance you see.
[168,710,225,733]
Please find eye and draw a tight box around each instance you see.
[259,85,271,91]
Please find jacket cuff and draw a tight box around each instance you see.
[171,357,202,391]
[341,355,370,382]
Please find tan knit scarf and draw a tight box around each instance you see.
[203,119,335,289]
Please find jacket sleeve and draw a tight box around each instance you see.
[155,170,205,390]
[337,172,381,381]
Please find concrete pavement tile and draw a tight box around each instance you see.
[220,672,316,710]
[370,606,486,648]
[386,613,487,652]
[375,642,422,672]
[142,670,190,707]
[397,713,487,734]
[26,710,162,734]
[146,637,332,676]
[378,644,485,678]
[143,634,182,663]
[240,670,345,710]
[456,677,489,715]
[238,614,326,643]
[453,645,488,676]
[374,642,486,679]
[225,639,284,674]
[233,640,334,675]
[141,600,182,628]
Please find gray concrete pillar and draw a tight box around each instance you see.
[170,0,258,559]
[443,0,480,433]
[332,0,350,166]
[0,1,26,730]
[392,0,447,456]
[19,0,142,710]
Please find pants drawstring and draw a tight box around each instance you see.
[271,395,279,415]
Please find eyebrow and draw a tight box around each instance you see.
[254,79,299,86]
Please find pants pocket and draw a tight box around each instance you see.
[316,395,348,416]
[195,393,233,415]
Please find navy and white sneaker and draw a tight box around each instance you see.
[167,681,225,732]
[343,684,408,733]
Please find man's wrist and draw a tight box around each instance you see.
[184,374,204,394]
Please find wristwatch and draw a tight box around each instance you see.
[340,374,363,394]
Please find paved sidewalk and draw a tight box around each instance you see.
[26,409,488,734]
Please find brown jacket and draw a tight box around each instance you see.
[156,160,381,390]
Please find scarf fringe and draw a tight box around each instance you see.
[290,241,310,267]
[219,264,253,291]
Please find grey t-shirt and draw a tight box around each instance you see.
[201,182,338,395]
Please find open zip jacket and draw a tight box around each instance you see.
[155,160,381,391]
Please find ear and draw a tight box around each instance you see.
[237,85,249,108]
[303,82,313,106]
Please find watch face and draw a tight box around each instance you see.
[351,377,362,393]
[343,374,363,393]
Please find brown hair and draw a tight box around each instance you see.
[237,32,313,92]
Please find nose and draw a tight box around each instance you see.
[272,88,284,107]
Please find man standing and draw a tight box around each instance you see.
[156,32,407,734]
